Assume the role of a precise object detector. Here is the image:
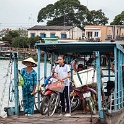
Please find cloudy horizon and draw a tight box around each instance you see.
[0,0,123,30]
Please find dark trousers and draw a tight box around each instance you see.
[60,86,71,113]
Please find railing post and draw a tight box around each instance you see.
[108,55,111,81]
[37,46,41,110]
[70,58,74,85]
[114,47,117,110]
[44,52,47,83]
[95,51,105,122]
[11,52,19,115]
[66,56,69,64]
[50,53,53,75]
[118,50,121,109]
[120,52,123,108]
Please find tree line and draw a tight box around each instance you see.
[37,0,124,28]
[1,0,124,48]
[1,30,42,48]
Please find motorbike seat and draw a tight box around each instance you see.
[75,88,81,92]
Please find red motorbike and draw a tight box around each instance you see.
[70,85,97,114]
[40,83,62,116]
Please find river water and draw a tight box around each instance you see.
[0,60,51,117]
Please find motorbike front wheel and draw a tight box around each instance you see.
[88,97,97,115]
[71,96,81,112]
[40,96,49,115]
[48,93,58,116]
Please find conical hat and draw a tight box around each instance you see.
[22,57,37,67]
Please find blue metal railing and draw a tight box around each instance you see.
[108,89,124,113]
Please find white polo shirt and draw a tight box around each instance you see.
[55,64,70,86]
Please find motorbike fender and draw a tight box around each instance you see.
[75,91,83,99]
[44,90,53,96]
[88,87,97,95]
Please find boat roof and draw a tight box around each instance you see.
[35,42,124,55]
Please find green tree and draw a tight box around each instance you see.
[9,30,19,38]
[27,36,41,48]
[2,33,12,41]
[11,37,28,48]
[2,30,20,42]
[18,28,28,37]
[110,11,124,25]
[37,0,88,28]
[37,0,108,28]
[87,9,108,25]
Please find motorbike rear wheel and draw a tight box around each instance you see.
[71,96,81,112]
[40,96,49,115]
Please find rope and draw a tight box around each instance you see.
[8,79,14,102]
[8,59,13,105]
[0,59,13,116]
[76,72,82,85]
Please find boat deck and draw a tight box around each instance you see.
[0,111,100,124]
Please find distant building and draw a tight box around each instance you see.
[0,41,10,47]
[84,25,106,41]
[0,28,10,38]
[84,25,124,43]
[105,25,124,41]
[27,25,83,40]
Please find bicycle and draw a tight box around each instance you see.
[33,77,46,112]
[34,84,46,113]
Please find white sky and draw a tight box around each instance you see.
[0,0,123,30]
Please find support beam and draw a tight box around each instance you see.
[114,47,117,110]
[118,50,121,109]
[12,52,19,115]
[95,51,105,122]
[108,55,111,81]
[50,53,53,75]
[44,52,47,82]
[37,46,41,110]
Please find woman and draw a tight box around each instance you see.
[55,55,71,117]
[20,57,37,116]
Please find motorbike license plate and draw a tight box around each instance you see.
[83,92,91,98]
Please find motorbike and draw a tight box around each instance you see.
[70,86,82,112]
[82,85,97,114]
[40,82,62,116]
[70,85,97,114]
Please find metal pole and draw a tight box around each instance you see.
[114,47,117,110]
[66,56,68,64]
[13,52,19,115]
[50,53,53,75]
[44,52,47,84]
[108,55,111,81]
[37,46,41,110]
[70,58,74,84]
[120,51,123,108]
[118,50,121,109]
[95,51,105,122]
